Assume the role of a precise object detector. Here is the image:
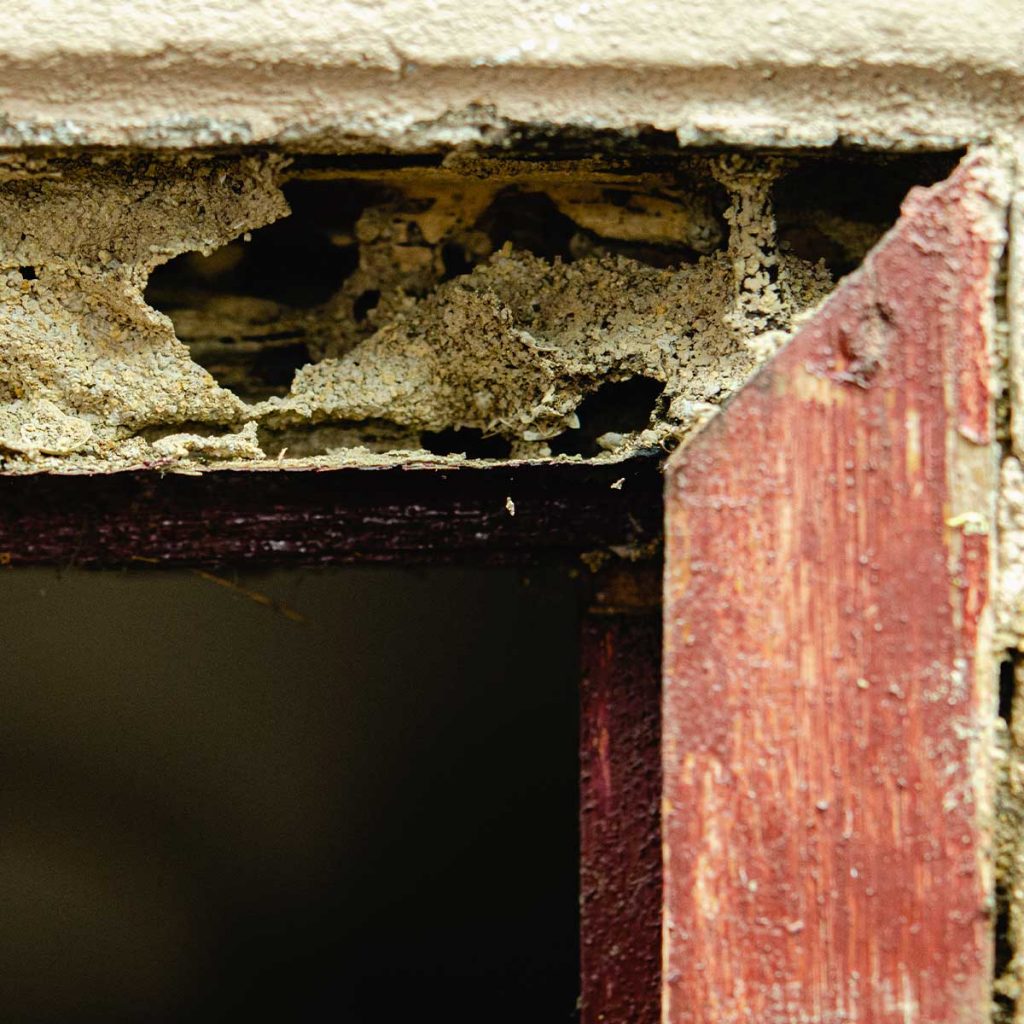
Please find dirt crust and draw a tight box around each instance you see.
[0,151,833,472]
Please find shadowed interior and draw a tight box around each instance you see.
[0,566,580,1023]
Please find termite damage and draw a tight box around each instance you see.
[0,146,956,471]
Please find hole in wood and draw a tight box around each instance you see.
[550,376,666,457]
[420,427,514,459]
[996,653,1021,1023]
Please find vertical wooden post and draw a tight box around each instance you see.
[662,154,1006,1023]
[580,563,662,1023]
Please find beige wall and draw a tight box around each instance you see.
[0,1,1021,150]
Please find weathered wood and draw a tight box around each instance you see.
[580,564,662,1024]
[0,459,661,567]
[662,154,1005,1023]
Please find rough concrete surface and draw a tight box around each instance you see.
[0,2,1021,151]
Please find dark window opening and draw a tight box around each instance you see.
[0,566,581,1024]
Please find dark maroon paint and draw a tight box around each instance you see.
[580,573,662,1024]
[0,460,661,567]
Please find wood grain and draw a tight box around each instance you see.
[662,154,1005,1023]
[0,459,661,567]
[581,566,662,1024]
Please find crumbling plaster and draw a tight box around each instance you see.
[0,151,836,471]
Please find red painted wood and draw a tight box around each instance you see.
[662,155,1004,1023]
[580,569,662,1024]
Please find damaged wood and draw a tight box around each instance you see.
[662,153,1006,1023]
[0,149,953,472]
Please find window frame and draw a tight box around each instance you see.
[0,151,1003,1024]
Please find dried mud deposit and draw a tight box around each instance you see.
[0,151,835,472]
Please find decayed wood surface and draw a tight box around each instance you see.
[580,565,662,1024]
[662,153,1005,1023]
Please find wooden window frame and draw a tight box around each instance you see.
[662,152,1002,1024]
[0,458,667,1021]
[0,153,1003,1024]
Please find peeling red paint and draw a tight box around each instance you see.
[662,155,1002,1023]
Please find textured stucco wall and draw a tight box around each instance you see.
[0,1,1022,150]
